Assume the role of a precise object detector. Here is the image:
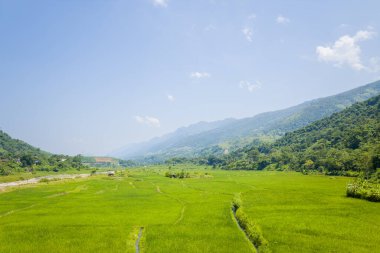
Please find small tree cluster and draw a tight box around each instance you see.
[164,170,190,179]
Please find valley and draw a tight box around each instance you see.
[2,1,380,252]
[1,81,379,252]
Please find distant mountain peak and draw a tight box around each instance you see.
[111,80,380,161]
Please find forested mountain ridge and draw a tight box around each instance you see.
[0,130,83,175]
[115,80,380,161]
[222,95,380,177]
[275,95,380,152]
[0,130,48,157]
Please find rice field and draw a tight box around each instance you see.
[0,167,379,253]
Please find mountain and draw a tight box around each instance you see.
[110,118,237,158]
[0,130,48,157]
[274,95,380,152]
[0,130,84,175]
[223,94,380,175]
[113,80,380,160]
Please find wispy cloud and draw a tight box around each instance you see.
[190,72,211,79]
[241,14,256,42]
[339,23,349,29]
[248,13,256,20]
[134,116,161,127]
[276,15,290,24]
[316,29,376,71]
[239,80,262,92]
[204,24,216,32]
[242,27,253,42]
[152,0,168,7]
[167,94,175,102]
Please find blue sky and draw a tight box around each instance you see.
[1,0,379,155]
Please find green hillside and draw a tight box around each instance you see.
[0,131,47,157]
[0,131,83,175]
[273,95,379,174]
[222,95,380,178]
[116,80,380,161]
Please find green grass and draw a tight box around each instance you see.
[0,167,379,252]
[238,172,380,253]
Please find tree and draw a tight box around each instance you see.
[20,154,34,167]
[303,159,314,170]
[72,154,82,168]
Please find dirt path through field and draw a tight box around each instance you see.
[174,206,186,225]
[0,174,91,190]
[0,204,38,218]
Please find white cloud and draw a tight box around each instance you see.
[190,72,211,79]
[242,27,253,42]
[167,94,175,102]
[239,80,262,92]
[152,0,168,7]
[204,24,216,32]
[316,29,376,71]
[276,15,290,24]
[248,13,256,20]
[134,116,161,127]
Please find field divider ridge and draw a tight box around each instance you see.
[231,193,271,253]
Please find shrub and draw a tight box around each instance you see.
[0,167,12,176]
[232,194,242,210]
[347,179,380,202]
[164,171,190,179]
[165,171,175,178]
[39,178,50,183]
[345,170,360,177]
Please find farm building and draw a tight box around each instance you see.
[82,157,120,168]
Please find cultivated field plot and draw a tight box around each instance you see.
[0,169,379,253]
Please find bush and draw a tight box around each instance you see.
[39,178,50,183]
[164,170,190,179]
[345,170,360,177]
[0,167,12,176]
[347,179,380,202]
[165,171,175,178]
[264,164,277,171]
[232,194,242,210]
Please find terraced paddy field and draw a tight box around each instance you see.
[0,168,379,253]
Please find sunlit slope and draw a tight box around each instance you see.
[115,80,380,160]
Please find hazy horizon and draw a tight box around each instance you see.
[1,0,380,155]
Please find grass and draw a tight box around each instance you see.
[0,167,379,252]
[238,172,380,253]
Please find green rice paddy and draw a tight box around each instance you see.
[0,167,379,253]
